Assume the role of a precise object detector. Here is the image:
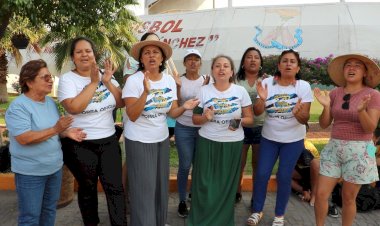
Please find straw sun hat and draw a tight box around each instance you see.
[130,34,172,61]
[327,54,380,88]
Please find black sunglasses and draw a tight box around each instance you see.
[342,94,351,110]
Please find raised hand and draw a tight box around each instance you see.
[54,116,73,134]
[90,61,100,85]
[143,71,151,94]
[202,74,211,86]
[256,80,268,101]
[172,71,182,87]
[314,88,330,107]
[204,105,214,121]
[65,128,87,142]
[102,58,117,84]
[183,98,200,110]
[292,98,304,116]
[357,94,371,112]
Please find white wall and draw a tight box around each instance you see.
[134,2,380,75]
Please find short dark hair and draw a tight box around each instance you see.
[236,47,264,81]
[70,37,97,59]
[19,59,47,93]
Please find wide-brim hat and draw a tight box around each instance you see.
[130,35,172,61]
[328,54,380,88]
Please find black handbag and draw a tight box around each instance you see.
[0,144,11,173]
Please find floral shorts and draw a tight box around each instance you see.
[320,139,379,184]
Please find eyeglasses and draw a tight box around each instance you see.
[342,93,351,110]
[38,74,54,82]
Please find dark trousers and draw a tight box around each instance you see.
[62,136,127,226]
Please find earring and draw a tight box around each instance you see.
[160,63,162,66]
[259,66,263,70]
[241,65,244,69]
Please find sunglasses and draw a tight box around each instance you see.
[38,74,54,82]
[342,93,351,110]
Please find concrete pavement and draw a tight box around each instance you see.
[0,190,379,226]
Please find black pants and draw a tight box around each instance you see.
[62,135,127,226]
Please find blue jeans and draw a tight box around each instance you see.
[174,122,200,201]
[15,169,62,226]
[251,137,304,216]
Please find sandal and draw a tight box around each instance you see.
[247,212,263,226]
[272,216,285,226]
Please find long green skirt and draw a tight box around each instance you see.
[188,136,243,226]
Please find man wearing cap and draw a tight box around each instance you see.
[174,48,209,218]
[314,54,380,226]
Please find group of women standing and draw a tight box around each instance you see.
[5,31,380,226]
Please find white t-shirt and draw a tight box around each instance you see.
[176,75,206,127]
[122,71,177,143]
[196,84,252,142]
[58,71,119,140]
[261,77,313,143]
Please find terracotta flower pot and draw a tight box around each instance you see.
[57,165,75,208]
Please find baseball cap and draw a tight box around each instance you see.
[184,49,202,59]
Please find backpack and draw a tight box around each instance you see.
[332,183,380,212]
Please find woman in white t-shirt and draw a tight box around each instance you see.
[188,55,254,226]
[247,49,313,226]
[174,49,210,218]
[58,37,127,225]
[122,32,199,226]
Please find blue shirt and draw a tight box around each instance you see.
[5,94,63,176]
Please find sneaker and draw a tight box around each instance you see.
[272,216,285,226]
[235,192,242,203]
[187,193,192,202]
[328,204,339,218]
[178,201,189,218]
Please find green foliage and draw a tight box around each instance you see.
[1,0,139,38]
[0,15,46,65]
[41,3,139,72]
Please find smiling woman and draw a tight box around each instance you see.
[57,37,127,226]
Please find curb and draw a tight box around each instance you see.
[0,173,277,192]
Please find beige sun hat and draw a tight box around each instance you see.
[327,54,380,88]
[130,34,172,61]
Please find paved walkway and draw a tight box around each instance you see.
[0,190,379,226]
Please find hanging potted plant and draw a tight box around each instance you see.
[11,33,29,49]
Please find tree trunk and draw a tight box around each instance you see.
[0,52,9,103]
[0,12,11,40]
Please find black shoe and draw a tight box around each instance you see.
[328,204,339,218]
[235,193,242,203]
[187,193,191,202]
[178,201,189,218]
